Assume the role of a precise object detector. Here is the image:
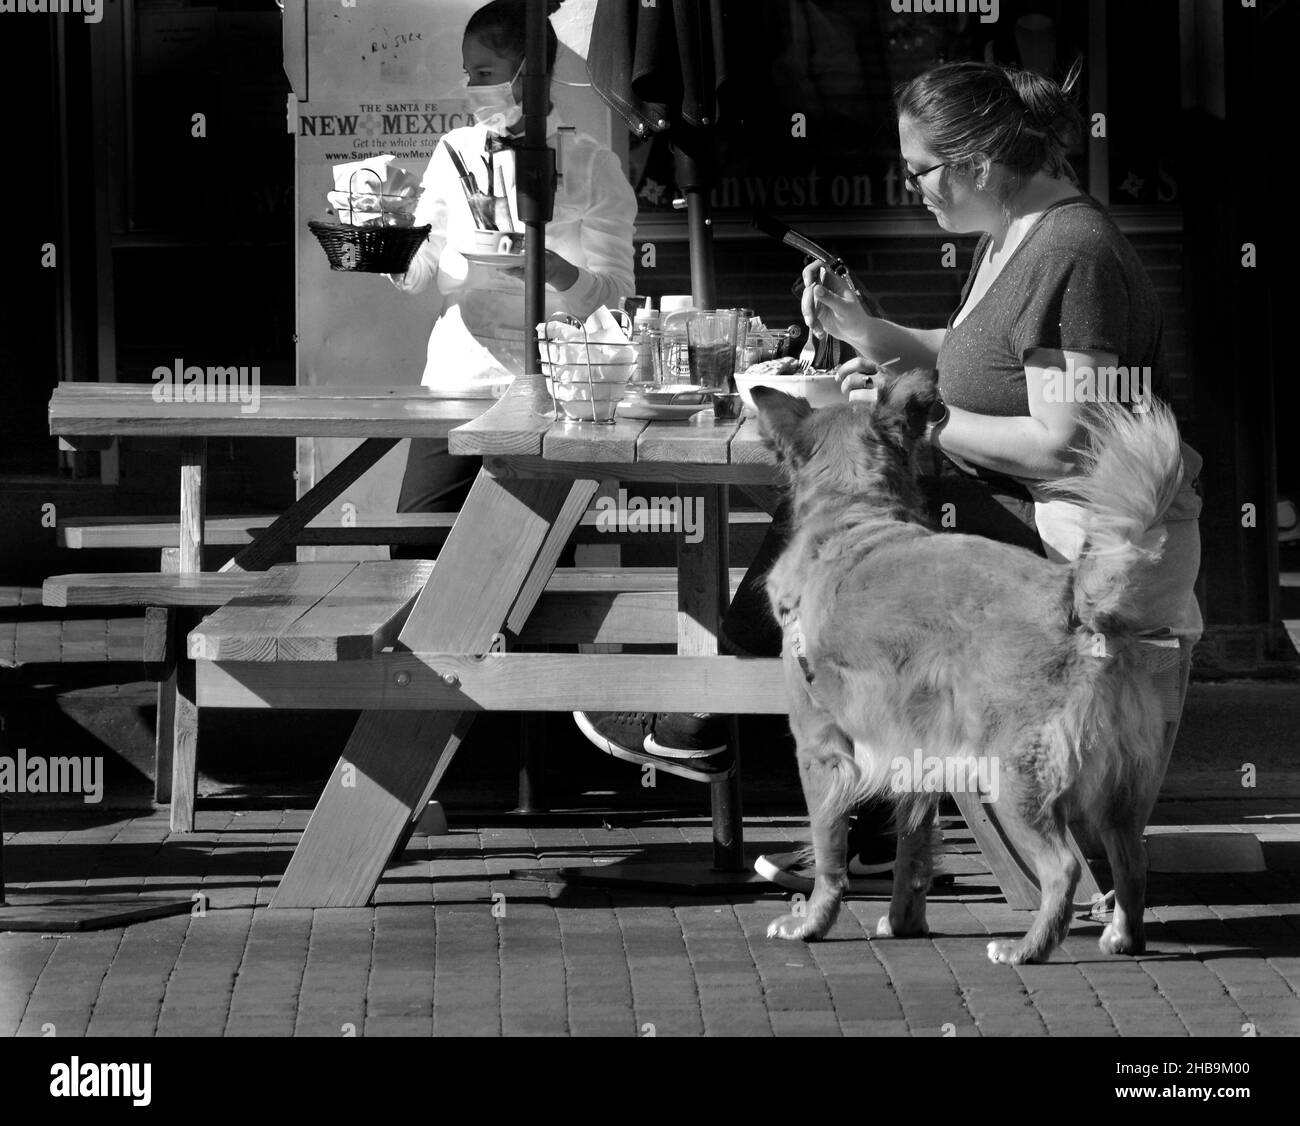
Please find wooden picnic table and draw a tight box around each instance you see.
[48,378,1102,913]
[186,373,789,907]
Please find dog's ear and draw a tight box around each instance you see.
[752,386,815,465]
[874,368,939,445]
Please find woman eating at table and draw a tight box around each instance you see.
[387,0,637,517]
[583,59,1205,892]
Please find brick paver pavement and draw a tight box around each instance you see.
[2,803,1298,1037]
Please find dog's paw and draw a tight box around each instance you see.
[766,914,827,942]
[875,915,928,939]
[986,939,1036,965]
[1098,922,1144,956]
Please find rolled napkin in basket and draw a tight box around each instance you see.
[326,154,423,227]
[541,307,636,384]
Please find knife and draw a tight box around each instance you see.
[442,141,497,230]
[752,212,883,317]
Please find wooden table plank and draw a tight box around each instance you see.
[43,572,262,608]
[542,415,647,463]
[188,563,358,661]
[56,618,109,663]
[13,621,63,664]
[107,617,152,664]
[519,571,749,646]
[636,412,745,464]
[543,566,747,592]
[58,509,768,549]
[519,590,678,645]
[275,560,435,661]
[484,454,778,485]
[50,383,465,399]
[50,385,488,439]
[730,416,777,466]
[199,653,789,713]
[447,373,555,457]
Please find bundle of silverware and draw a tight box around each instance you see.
[444,140,514,232]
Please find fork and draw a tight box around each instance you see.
[797,325,818,371]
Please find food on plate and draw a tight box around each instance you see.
[734,363,848,410]
[739,357,802,379]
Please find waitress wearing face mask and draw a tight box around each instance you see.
[387,0,638,521]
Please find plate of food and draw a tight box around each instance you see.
[734,358,849,410]
[617,384,712,420]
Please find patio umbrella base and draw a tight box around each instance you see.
[0,896,194,933]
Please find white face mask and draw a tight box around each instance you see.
[462,58,525,134]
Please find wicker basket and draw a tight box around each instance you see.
[309,220,431,274]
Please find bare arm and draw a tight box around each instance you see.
[930,348,1105,480]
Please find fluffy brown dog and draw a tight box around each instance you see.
[753,372,1185,964]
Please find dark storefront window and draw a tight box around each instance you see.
[631,0,1090,218]
[1104,3,1183,207]
[132,0,289,232]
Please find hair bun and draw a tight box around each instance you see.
[1007,59,1083,129]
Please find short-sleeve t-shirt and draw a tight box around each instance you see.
[936,194,1166,419]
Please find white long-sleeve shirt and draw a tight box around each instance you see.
[390,114,638,392]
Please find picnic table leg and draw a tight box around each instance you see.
[168,440,206,832]
[271,472,598,908]
[220,437,399,574]
[678,484,744,871]
[153,550,179,805]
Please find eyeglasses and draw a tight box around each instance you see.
[903,161,948,193]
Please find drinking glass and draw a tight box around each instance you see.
[686,312,741,391]
[720,307,753,372]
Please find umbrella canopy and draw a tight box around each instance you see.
[587,0,730,307]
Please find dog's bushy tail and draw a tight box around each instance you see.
[1044,403,1185,635]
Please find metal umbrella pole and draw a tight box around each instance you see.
[674,145,717,309]
[519,0,556,374]
[512,0,557,813]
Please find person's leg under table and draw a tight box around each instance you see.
[390,437,481,560]
[271,470,599,909]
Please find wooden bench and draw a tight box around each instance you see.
[0,585,166,673]
[56,510,773,551]
[50,490,776,823]
[42,563,749,827]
